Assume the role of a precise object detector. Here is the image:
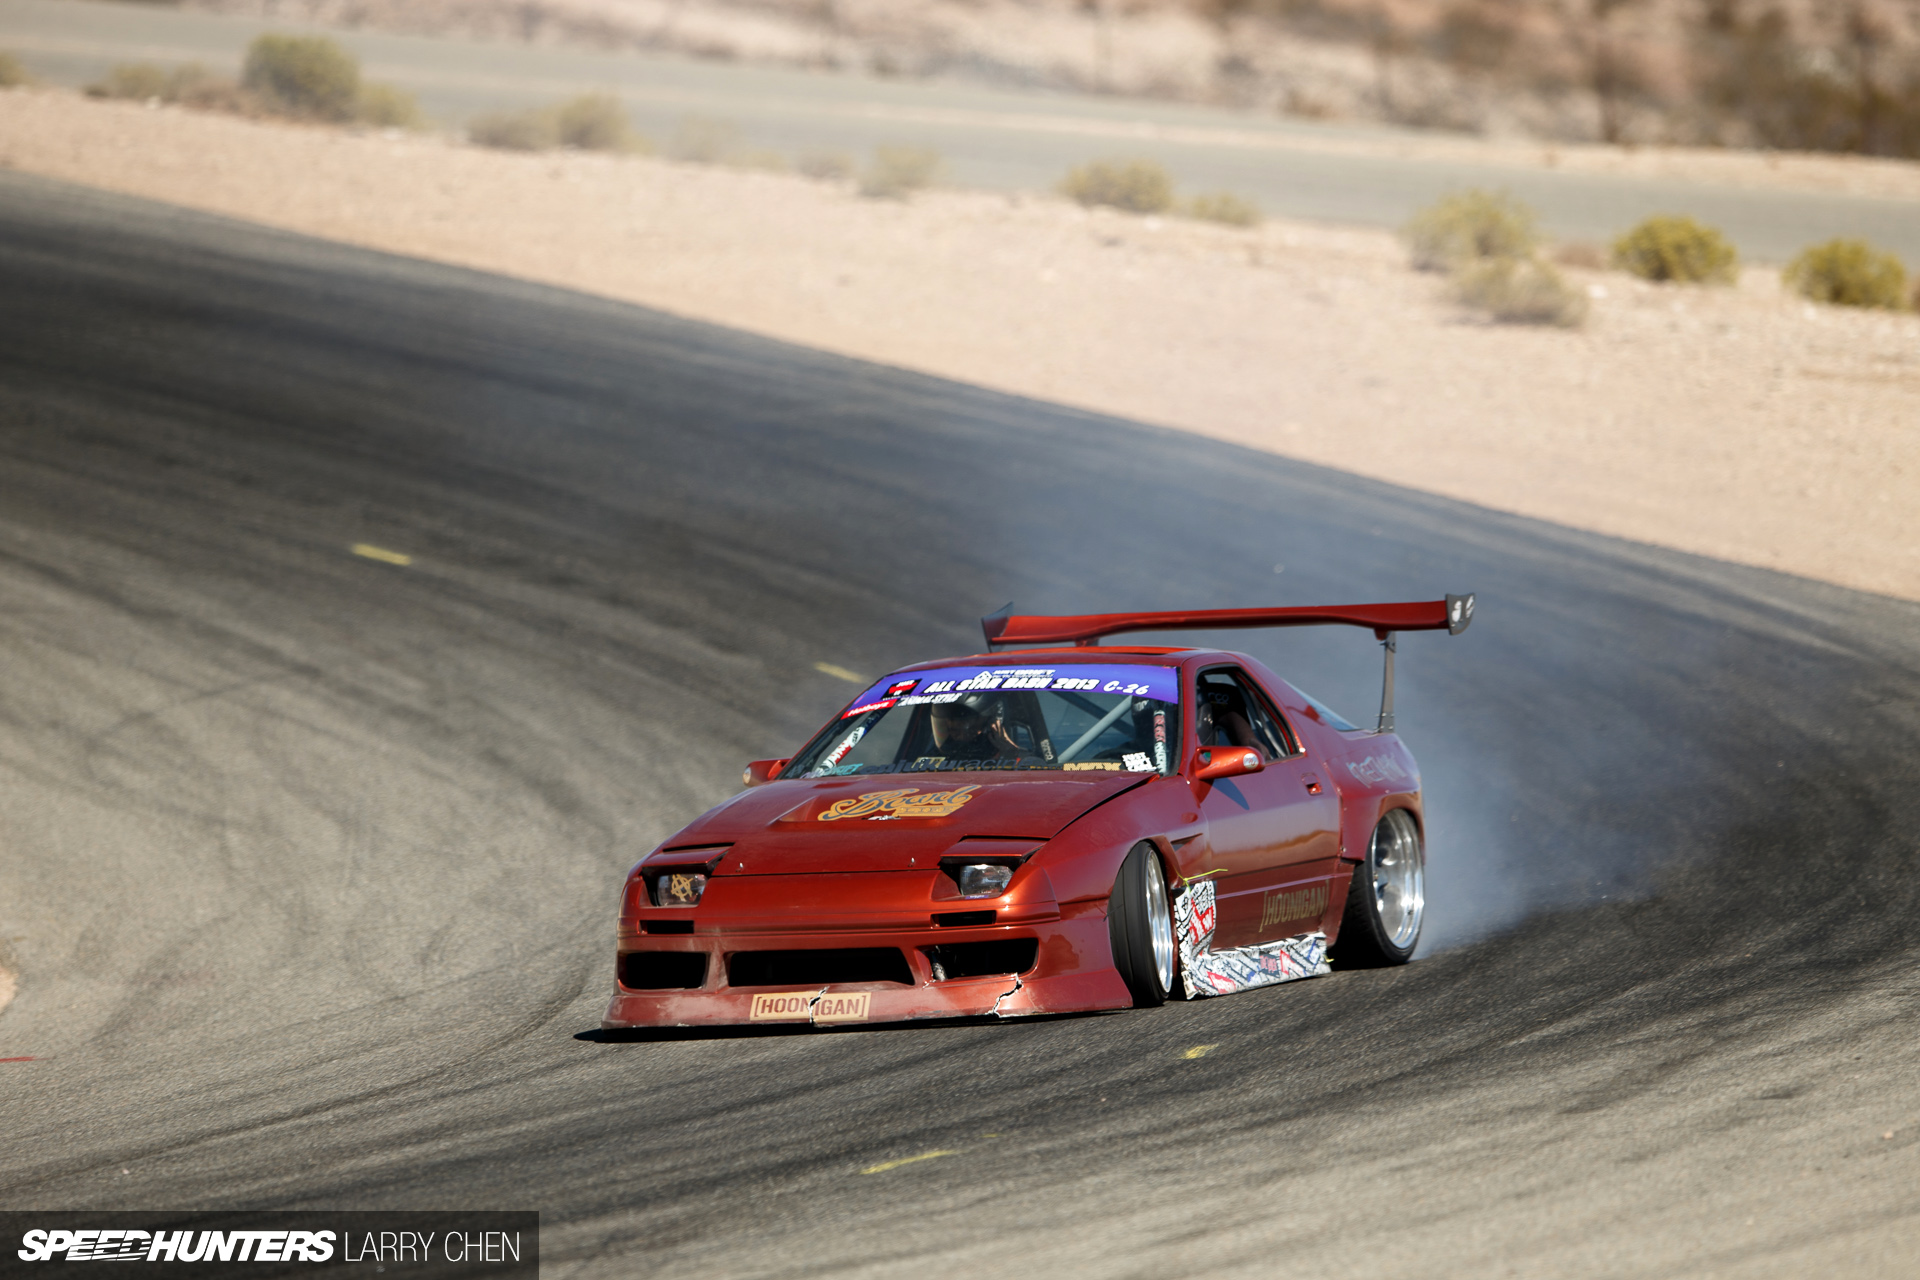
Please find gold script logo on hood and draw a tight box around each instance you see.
[818,785,981,821]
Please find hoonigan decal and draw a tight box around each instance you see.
[1173,878,1330,998]
[841,665,1180,717]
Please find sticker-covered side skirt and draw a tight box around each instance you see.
[1173,879,1330,998]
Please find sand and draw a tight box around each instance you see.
[1,87,1915,601]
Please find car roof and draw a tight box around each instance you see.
[889,647,1241,673]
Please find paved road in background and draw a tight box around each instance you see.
[1,170,1917,1275]
[6,0,1920,261]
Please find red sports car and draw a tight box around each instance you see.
[604,597,1473,1029]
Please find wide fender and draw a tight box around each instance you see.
[1031,775,1194,904]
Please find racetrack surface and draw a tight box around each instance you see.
[0,170,1917,1276]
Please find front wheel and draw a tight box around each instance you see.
[1108,842,1178,1006]
[1332,809,1425,967]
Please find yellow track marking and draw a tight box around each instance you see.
[351,544,412,566]
[860,1150,958,1175]
[814,662,864,683]
[1183,1044,1219,1060]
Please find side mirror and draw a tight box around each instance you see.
[1190,746,1263,782]
[742,758,790,787]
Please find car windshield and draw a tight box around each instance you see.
[783,663,1184,778]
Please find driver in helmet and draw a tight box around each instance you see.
[929,693,1022,761]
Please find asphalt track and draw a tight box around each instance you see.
[1,170,1918,1276]
[6,0,1920,263]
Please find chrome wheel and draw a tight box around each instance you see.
[1370,809,1425,950]
[1144,855,1176,993]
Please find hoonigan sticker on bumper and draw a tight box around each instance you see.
[749,991,872,1022]
[1173,878,1330,998]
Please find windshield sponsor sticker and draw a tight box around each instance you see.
[843,665,1178,717]
[818,786,979,821]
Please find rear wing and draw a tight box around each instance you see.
[980,594,1474,734]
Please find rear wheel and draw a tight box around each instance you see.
[1332,809,1425,967]
[1108,842,1177,1006]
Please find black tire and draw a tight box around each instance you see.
[1108,842,1178,1006]
[1331,809,1426,968]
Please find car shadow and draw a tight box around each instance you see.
[576,1008,1118,1044]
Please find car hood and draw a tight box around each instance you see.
[661,772,1152,874]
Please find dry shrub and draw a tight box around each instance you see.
[356,82,423,130]
[87,62,172,101]
[1183,191,1261,227]
[88,61,250,111]
[555,92,639,151]
[859,145,942,199]
[0,51,27,89]
[1552,241,1608,270]
[168,64,250,112]
[242,34,359,122]
[1612,215,1739,284]
[727,148,787,171]
[1784,239,1910,309]
[469,108,555,151]
[1059,158,1174,214]
[798,150,854,181]
[1453,256,1589,327]
[670,116,739,163]
[1403,189,1539,271]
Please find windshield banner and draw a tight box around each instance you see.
[842,665,1180,719]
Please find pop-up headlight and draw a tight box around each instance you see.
[652,870,708,907]
[955,863,1015,899]
[642,846,730,908]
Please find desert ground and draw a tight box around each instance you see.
[0,86,1915,603]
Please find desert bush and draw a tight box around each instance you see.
[469,108,555,151]
[1183,191,1261,227]
[1059,158,1174,214]
[88,61,249,110]
[87,62,171,100]
[0,51,27,88]
[166,63,249,111]
[670,116,739,163]
[556,92,637,151]
[355,82,422,129]
[727,148,787,171]
[1453,256,1589,327]
[1403,189,1539,272]
[1784,239,1910,309]
[1612,215,1738,284]
[859,145,942,199]
[1552,241,1608,270]
[798,150,855,181]
[242,34,359,122]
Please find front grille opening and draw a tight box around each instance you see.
[619,951,707,990]
[727,948,913,988]
[933,911,995,927]
[924,938,1040,981]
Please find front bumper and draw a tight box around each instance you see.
[602,901,1127,1028]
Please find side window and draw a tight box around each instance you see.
[1196,669,1298,760]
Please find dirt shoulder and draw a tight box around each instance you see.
[2,87,1915,601]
